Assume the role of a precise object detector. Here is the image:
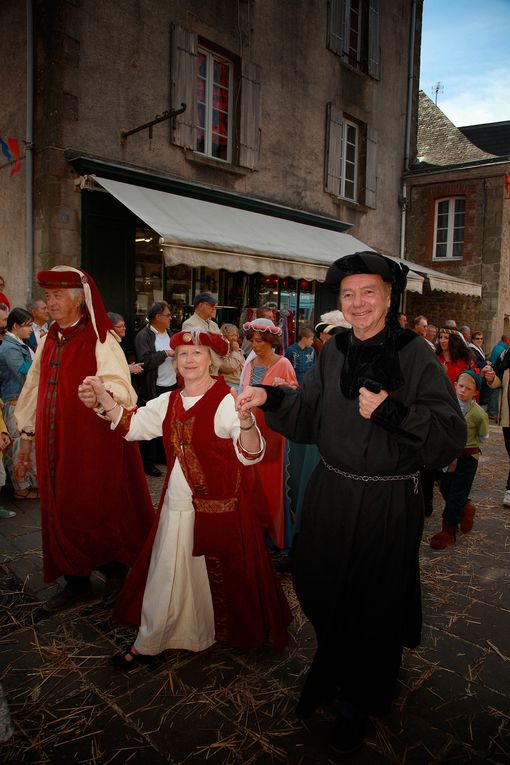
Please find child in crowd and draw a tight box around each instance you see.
[430,370,489,549]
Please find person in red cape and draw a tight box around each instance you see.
[78,328,292,669]
[15,266,154,611]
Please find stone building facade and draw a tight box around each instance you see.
[404,92,510,348]
[1,0,424,334]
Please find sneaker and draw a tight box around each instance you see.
[503,490,510,508]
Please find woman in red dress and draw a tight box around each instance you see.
[436,328,471,387]
[240,320,298,548]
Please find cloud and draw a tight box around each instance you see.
[428,68,510,126]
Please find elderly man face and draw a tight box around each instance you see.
[413,316,428,338]
[340,273,390,341]
[0,308,7,334]
[196,300,217,321]
[44,288,84,328]
[32,299,50,326]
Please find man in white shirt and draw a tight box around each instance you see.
[135,301,177,476]
[182,293,221,334]
[26,298,49,352]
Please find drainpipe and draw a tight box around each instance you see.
[400,0,417,262]
[26,0,34,302]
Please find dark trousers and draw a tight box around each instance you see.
[503,427,510,490]
[64,561,128,593]
[439,454,478,526]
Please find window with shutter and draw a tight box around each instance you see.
[170,25,261,170]
[327,0,380,80]
[325,108,376,207]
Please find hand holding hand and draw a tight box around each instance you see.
[234,386,268,415]
[358,386,388,420]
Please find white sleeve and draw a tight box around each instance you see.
[120,392,171,441]
[214,394,265,465]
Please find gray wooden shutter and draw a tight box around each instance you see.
[170,23,197,148]
[367,0,381,80]
[325,103,343,196]
[328,0,346,55]
[239,60,261,170]
[365,125,378,208]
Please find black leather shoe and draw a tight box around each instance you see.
[144,464,162,477]
[330,713,366,756]
[43,585,94,612]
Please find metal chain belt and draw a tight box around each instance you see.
[321,457,420,495]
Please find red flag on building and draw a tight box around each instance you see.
[7,138,20,176]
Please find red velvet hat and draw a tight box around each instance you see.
[170,329,229,357]
[37,266,113,343]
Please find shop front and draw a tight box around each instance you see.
[76,163,378,343]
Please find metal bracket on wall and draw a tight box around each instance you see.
[120,103,186,144]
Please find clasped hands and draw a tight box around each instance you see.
[78,376,110,410]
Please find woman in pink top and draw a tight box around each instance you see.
[240,320,298,548]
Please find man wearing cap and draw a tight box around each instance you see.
[236,251,466,753]
[15,266,154,612]
[182,292,221,334]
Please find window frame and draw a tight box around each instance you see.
[195,46,234,164]
[432,196,466,261]
[339,118,359,202]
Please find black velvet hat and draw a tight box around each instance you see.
[326,251,409,328]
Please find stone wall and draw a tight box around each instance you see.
[406,170,510,349]
[29,0,417,272]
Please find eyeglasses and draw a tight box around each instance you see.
[159,312,171,318]
[473,336,483,340]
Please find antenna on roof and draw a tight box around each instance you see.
[432,82,444,105]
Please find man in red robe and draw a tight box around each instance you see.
[16,266,154,611]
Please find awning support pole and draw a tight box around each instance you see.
[120,104,186,143]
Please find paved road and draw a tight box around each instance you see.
[0,427,509,764]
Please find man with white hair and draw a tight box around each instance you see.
[15,267,154,612]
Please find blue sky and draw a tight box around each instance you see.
[419,0,510,126]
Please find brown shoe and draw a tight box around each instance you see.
[460,501,476,534]
[430,522,457,549]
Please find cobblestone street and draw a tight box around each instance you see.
[0,426,509,764]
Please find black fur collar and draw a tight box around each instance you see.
[335,328,418,400]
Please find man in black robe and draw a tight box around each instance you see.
[236,252,466,753]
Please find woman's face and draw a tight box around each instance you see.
[112,320,126,338]
[224,327,239,343]
[250,331,271,356]
[13,321,33,341]
[176,345,211,381]
[439,332,450,351]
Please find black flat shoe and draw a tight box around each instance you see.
[330,713,366,756]
[109,650,155,672]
